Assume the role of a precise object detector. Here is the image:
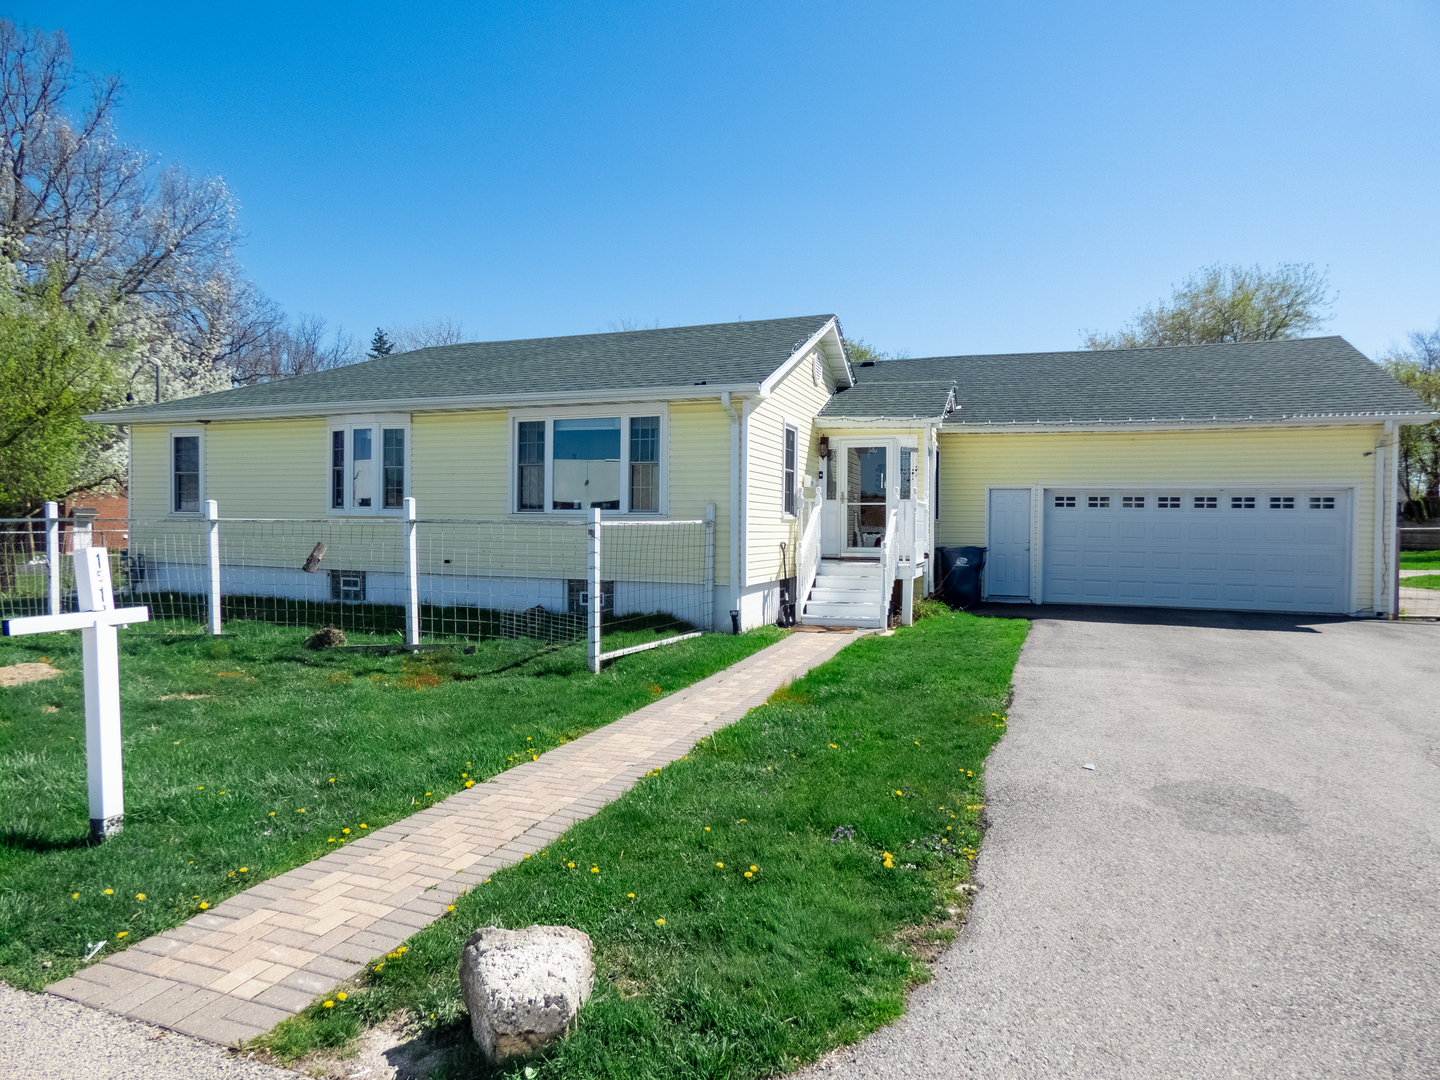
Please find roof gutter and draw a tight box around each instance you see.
[85,381,767,425]
[936,412,1440,435]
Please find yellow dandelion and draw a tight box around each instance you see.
[103,888,113,895]
[269,812,276,817]
[655,918,665,925]
[425,792,431,796]
[135,893,146,901]
[116,931,128,938]
[465,780,475,788]
[446,905,455,912]
[567,862,575,868]
[71,892,79,899]
[895,790,903,796]
[749,865,757,871]
[322,1000,335,1008]
[829,743,838,748]
[627,892,635,898]
[704,826,710,832]
[336,992,347,1001]
[715,862,724,868]
[197,786,204,790]
[328,838,336,843]
[329,778,335,783]
[360,824,367,828]
[461,773,468,778]
[297,808,306,813]
[744,871,753,878]
[590,866,599,873]
[342,828,350,835]
[199,901,209,910]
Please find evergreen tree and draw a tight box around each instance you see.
[367,327,394,359]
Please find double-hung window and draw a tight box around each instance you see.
[514,412,664,514]
[783,425,798,517]
[328,415,408,513]
[171,431,202,513]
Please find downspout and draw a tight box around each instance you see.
[1387,420,1399,619]
[1373,423,1389,616]
[721,392,742,631]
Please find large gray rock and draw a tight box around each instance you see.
[458,925,594,1061]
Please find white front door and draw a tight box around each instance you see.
[988,488,1032,597]
[838,442,895,554]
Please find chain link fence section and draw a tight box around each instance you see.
[2,503,717,650]
[1398,571,1440,620]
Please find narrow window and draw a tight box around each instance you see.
[783,426,798,516]
[173,435,200,513]
[553,417,621,510]
[1088,495,1110,508]
[331,431,345,509]
[352,428,373,508]
[1054,495,1076,508]
[517,421,545,511]
[1232,495,1256,509]
[1158,496,1181,509]
[899,447,913,501]
[1194,496,1218,509]
[382,428,405,508]
[629,416,660,512]
[1309,495,1336,510]
[1122,495,1145,508]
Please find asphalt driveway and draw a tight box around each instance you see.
[809,607,1440,1079]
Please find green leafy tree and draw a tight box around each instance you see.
[1083,263,1334,350]
[367,328,394,359]
[844,337,910,365]
[1380,325,1440,512]
[0,264,122,586]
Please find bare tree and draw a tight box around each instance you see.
[388,317,468,352]
[231,313,359,384]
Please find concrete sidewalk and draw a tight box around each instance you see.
[808,607,1440,1079]
[44,629,858,1047]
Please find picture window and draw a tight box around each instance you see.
[516,413,663,514]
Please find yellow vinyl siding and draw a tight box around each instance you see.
[128,424,172,518]
[668,400,732,585]
[205,420,328,517]
[936,425,1384,610]
[411,410,508,518]
[744,353,832,583]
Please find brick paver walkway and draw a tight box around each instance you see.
[48,630,858,1046]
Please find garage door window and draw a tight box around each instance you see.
[1158,496,1181,508]
[1195,496,1218,509]
[1088,495,1110,508]
[1122,495,1145,508]
[1310,496,1335,510]
[1054,495,1076,508]
[1270,496,1295,510]
[1231,496,1256,509]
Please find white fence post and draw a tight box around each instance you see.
[45,501,59,616]
[206,500,221,635]
[704,503,716,632]
[588,507,602,673]
[405,497,420,647]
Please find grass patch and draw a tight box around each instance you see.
[0,620,783,991]
[1400,550,1440,570]
[261,611,1027,1078]
[1401,574,1440,590]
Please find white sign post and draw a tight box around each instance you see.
[3,547,149,841]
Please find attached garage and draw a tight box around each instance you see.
[1041,487,1351,613]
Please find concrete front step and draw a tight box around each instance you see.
[799,612,884,628]
[803,600,885,620]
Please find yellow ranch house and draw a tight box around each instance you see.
[91,315,1434,630]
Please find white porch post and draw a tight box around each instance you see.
[206,500,222,635]
[901,502,916,626]
[45,501,60,616]
[404,497,420,647]
[588,507,602,672]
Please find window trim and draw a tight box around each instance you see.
[325,413,411,516]
[508,404,669,516]
[168,427,205,516]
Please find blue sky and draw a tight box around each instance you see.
[19,1,1440,359]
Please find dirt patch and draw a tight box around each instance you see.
[289,1010,462,1079]
[0,662,63,687]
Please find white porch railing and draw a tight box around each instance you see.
[795,495,822,620]
[879,507,900,628]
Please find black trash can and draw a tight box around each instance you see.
[936,546,986,609]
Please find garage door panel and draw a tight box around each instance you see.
[1043,488,1350,614]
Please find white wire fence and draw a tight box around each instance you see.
[0,502,718,663]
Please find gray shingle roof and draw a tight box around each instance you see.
[94,314,839,422]
[820,336,1433,427]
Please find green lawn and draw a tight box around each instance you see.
[0,620,783,991]
[1401,574,1440,590]
[1400,549,1440,570]
[261,611,1029,1079]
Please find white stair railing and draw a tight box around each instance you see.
[795,495,822,618]
[879,507,899,627]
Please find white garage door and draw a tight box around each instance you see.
[1042,488,1352,613]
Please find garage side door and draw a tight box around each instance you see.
[1042,489,1351,613]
